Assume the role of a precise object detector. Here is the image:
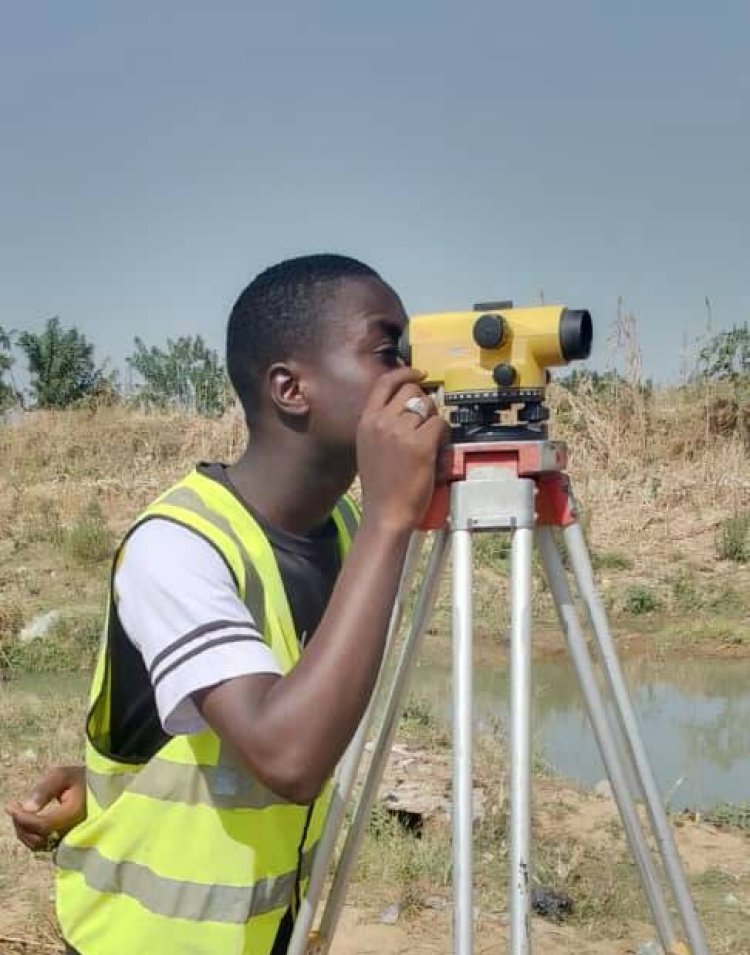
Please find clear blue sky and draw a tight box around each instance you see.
[1,1,748,383]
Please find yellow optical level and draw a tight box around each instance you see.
[399,301,592,402]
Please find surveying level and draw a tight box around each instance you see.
[398,301,592,441]
[288,304,708,955]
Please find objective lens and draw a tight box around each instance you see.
[559,309,593,361]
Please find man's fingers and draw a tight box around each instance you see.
[19,765,75,812]
[6,802,53,837]
[364,367,427,413]
[15,828,46,851]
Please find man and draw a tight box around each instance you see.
[7,254,448,954]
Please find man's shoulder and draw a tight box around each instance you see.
[117,516,231,588]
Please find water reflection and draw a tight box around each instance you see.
[411,655,750,810]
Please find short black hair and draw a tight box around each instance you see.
[227,253,381,420]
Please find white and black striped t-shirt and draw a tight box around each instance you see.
[106,464,342,761]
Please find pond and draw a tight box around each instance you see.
[410,653,750,810]
[6,656,749,811]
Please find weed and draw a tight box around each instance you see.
[716,512,750,563]
[401,695,435,727]
[622,584,661,615]
[474,533,511,570]
[22,499,65,546]
[0,596,24,639]
[670,570,704,612]
[707,587,745,613]
[63,501,114,565]
[593,550,634,571]
[2,609,101,672]
[358,804,452,913]
[399,694,450,749]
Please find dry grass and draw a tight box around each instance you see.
[0,380,748,668]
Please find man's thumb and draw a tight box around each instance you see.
[20,777,58,812]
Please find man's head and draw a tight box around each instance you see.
[227,254,409,460]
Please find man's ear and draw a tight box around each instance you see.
[268,361,310,419]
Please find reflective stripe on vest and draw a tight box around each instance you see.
[85,757,290,810]
[56,470,358,955]
[57,842,317,923]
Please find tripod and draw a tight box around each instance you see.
[289,438,709,955]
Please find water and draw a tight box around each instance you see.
[7,659,750,810]
[411,654,750,810]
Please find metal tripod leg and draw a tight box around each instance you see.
[508,525,535,955]
[288,533,426,955]
[537,527,685,953]
[563,520,709,955]
[451,527,474,954]
[309,528,450,954]
[450,474,536,955]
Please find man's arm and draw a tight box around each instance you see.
[196,369,449,803]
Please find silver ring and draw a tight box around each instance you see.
[403,396,430,421]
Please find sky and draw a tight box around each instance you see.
[1,1,748,384]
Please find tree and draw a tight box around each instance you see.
[126,335,230,416]
[0,325,17,411]
[18,317,107,409]
[696,324,750,385]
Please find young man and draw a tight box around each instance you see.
[6,254,449,955]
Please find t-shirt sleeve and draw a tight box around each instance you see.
[114,518,282,736]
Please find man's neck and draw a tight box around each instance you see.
[227,440,355,537]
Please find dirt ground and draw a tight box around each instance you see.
[2,737,749,954]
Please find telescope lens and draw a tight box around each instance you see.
[559,309,593,361]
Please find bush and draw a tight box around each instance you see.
[623,584,660,615]
[63,501,115,565]
[716,512,750,564]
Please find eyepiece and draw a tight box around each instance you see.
[397,326,412,366]
[559,309,593,361]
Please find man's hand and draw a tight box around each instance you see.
[356,367,450,532]
[5,765,87,851]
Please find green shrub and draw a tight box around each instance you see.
[716,512,750,563]
[623,584,660,615]
[64,501,114,565]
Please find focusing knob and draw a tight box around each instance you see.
[473,314,506,349]
[493,363,516,387]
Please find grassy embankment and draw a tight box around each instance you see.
[1,380,749,952]
[3,378,747,673]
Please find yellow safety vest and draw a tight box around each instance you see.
[56,468,360,955]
